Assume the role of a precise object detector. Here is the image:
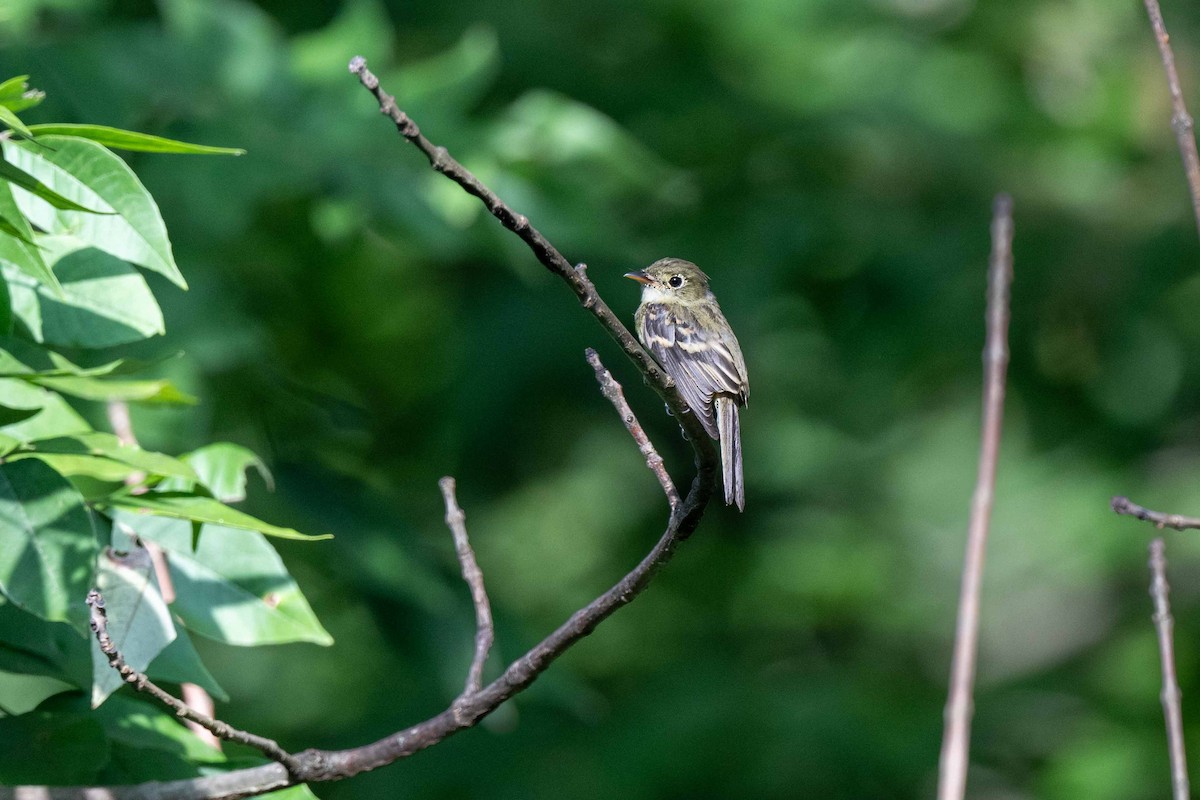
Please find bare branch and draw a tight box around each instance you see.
[1148,538,1191,800]
[3,62,721,800]
[346,55,717,472]
[585,348,679,508]
[937,193,1014,800]
[1143,0,1200,238]
[1112,495,1200,530]
[439,476,494,698]
[86,590,300,775]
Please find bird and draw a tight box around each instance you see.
[625,258,749,510]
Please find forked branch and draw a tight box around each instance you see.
[4,59,718,800]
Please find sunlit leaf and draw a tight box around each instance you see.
[0,154,107,214]
[0,459,97,633]
[0,106,31,139]
[3,136,186,287]
[100,492,331,541]
[5,238,165,348]
[0,180,59,293]
[26,125,245,156]
[0,379,90,441]
[16,433,198,481]
[117,514,333,646]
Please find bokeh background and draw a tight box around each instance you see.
[4,0,1200,797]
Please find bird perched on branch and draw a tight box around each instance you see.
[626,258,749,510]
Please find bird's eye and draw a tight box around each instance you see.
[668,275,684,288]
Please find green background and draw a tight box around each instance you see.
[4,0,1200,796]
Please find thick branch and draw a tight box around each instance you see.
[586,348,679,508]
[1143,0,1200,238]
[1149,538,1190,800]
[86,590,300,774]
[937,193,1014,800]
[439,476,494,698]
[1112,495,1200,530]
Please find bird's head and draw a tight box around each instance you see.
[624,258,711,304]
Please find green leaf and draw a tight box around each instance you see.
[0,335,126,378]
[3,136,187,288]
[0,76,44,113]
[0,597,91,689]
[0,711,108,784]
[5,237,165,348]
[146,624,228,702]
[0,179,60,293]
[19,433,198,481]
[101,492,331,541]
[119,514,332,646]
[0,669,74,714]
[25,125,245,156]
[0,106,31,139]
[33,375,196,405]
[12,452,139,483]
[0,434,19,457]
[0,153,108,214]
[0,459,98,633]
[181,442,272,502]
[0,378,91,441]
[0,404,40,426]
[90,545,176,707]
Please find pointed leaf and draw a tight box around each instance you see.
[32,375,196,405]
[100,492,330,541]
[0,404,40,426]
[3,136,186,287]
[0,378,91,441]
[20,433,198,481]
[5,238,165,348]
[0,76,44,113]
[146,624,228,701]
[0,106,31,139]
[0,459,97,633]
[26,125,245,156]
[120,514,332,646]
[182,442,272,502]
[0,154,107,213]
[0,180,59,293]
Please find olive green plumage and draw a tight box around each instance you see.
[625,258,749,510]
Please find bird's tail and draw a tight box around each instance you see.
[717,397,744,511]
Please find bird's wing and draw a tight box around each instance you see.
[639,303,747,440]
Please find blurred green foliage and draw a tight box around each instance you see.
[4,0,1200,797]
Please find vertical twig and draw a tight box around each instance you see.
[1143,0,1200,237]
[1149,538,1190,800]
[936,194,1015,800]
[439,477,494,698]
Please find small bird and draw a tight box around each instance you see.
[626,258,749,510]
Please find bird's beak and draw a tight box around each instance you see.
[624,270,652,284]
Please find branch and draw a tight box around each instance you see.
[586,347,679,508]
[4,60,722,800]
[937,193,1014,800]
[86,590,301,774]
[346,55,717,475]
[1149,538,1191,800]
[1112,495,1200,530]
[439,476,494,698]
[1143,0,1200,238]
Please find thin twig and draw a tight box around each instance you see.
[1143,0,1200,237]
[1112,495,1200,530]
[585,348,679,508]
[5,59,722,800]
[937,193,1014,800]
[86,590,300,775]
[439,477,494,698]
[347,55,716,470]
[1149,538,1191,800]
